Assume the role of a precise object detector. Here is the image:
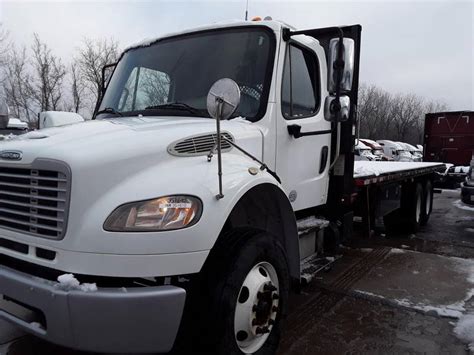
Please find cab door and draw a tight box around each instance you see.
[275,39,331,211]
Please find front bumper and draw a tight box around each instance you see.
[461,182,474,205]
[0,265,186,353]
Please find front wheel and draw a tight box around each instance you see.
[187,229,290,354]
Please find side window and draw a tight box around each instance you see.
[282,44,320,119]
[118,67,171,112]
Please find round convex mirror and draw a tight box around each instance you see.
[206,78,241,120]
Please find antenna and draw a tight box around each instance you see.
[245,0,249,21]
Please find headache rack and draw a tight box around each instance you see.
[0,160,71,239]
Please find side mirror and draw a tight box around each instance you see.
[324,37,354,122]
[38,111,85,129]
[324,95,350,122]
[328,38,355,94]
[206,78,241,200]
[206,78,241,120]
[0,98,10,129]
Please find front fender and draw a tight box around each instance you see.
[10,153,281,257]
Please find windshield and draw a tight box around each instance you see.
[373,148,384,156]
[98,27,275,121]
[359,149,373,156]
[397,150,411,157]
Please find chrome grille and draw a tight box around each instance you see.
[168,132,234,156]
[0,162,70,239]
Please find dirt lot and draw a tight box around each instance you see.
[1,189,474,354]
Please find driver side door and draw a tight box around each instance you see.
[275,40,331,211]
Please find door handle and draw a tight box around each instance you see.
[287,124,332,139]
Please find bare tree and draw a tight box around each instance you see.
[70,61,85,113]
[358,84,393,140]
[2,46,36,125]
[76,37,119,106]
[412,100,449,143]
[358,84,448,145]
[0,24,10,89]
[30,33,66,112]
[0,24,9,67]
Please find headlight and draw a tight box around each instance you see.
[104,195,202,232]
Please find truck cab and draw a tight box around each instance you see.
[0,20,361,354]
[398,142,423,162]
[377,139,413,162]
[355,141,379,161]
[0,118,28,138]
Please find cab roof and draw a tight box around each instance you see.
[124,19,289,54]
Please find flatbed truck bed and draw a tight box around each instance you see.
[354,161,445,185]
[351,161,445,237]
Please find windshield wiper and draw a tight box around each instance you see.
[144,102,206,116]
[96,107,123,117]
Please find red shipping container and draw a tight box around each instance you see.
[424,111,474,166]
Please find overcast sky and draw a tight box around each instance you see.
[0,0,472,110]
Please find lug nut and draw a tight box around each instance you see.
[256,326,270,334]
[272,306,279,312]
[268,319,275,325]
[264,283,277,292]
[272,293,279,300]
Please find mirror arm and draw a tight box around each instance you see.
[215,98,225,200]
[222,138,281,184]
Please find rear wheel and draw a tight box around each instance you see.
[420,180,433,226]
[402,182,423,233]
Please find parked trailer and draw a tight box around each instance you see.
[0,20,444,354]
[424,111,474,166]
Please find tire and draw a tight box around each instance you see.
[182,228,290,355]
[402,182,423,233]
[420,180,433,226]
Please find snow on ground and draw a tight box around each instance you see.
[454,314,474,351]
[453,200,474,212]
[56,274,98,292]
[389,248,406,254]
[354,291,466,319]
[355,252,474,348]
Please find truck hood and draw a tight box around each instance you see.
[0,116,263,166]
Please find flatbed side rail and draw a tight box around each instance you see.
[354,164,446,187]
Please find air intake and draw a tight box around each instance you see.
[168,132,234,156]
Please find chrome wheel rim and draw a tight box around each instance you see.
[234,261,280,354]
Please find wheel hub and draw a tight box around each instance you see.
[234,262,280,354]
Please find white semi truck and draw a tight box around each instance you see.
[0,20,444,354]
